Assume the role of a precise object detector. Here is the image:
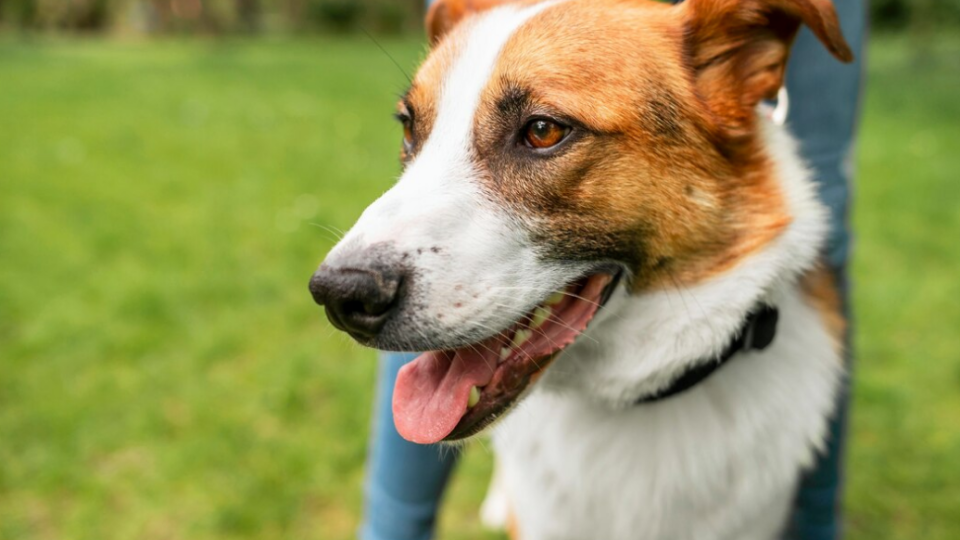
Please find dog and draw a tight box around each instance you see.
[309,0,852,537]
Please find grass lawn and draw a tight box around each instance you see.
[1,32,958,540]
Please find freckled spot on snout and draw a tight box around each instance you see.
[430,246,441,254]
[454,302,463,309]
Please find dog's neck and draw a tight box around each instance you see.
[543,121,830,408]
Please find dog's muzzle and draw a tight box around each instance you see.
[309,252,404,342]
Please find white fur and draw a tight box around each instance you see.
[479,460,511,529]
[325,2,576,345]
[491,122,843,539]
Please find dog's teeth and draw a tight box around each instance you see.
[511,329,532,348]
[545,291,565,306]
[468,386,481,408]
[531,306,551,329]
[499,347,511,363]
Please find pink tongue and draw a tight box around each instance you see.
[393,348,496,444]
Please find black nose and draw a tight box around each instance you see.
[309,265,402,340]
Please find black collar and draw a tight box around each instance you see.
[635,304,780,405]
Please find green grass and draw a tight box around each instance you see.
[0,33,958,540]
[845,35,960,540]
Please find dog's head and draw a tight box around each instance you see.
[309,0,851,443]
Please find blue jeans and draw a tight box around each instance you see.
[360,2,865,539]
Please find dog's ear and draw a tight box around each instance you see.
[426,0,519,45]
[682,0,853,139]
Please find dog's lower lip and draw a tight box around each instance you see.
[441,270,622,441]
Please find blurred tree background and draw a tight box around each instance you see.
[1,0,960,36]
[0,0,426,35]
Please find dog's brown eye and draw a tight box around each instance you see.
[396,102,415,154]
[523,119,568,149]
[402,122,414,150]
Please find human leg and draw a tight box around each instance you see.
[360,353,459,540]
[782,1,867,538]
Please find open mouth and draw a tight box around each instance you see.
[392,271,620,444]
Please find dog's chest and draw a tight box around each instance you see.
[491,288,842,540]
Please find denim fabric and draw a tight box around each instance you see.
[361,2,865,539]
[360,352,459,540]
[783,4,866,540]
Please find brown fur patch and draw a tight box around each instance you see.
[800,264,846,354]
[409,0,851,294]
[467,0,793,291]
[426,0,529,44]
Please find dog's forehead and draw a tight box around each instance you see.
[408,2,560,138]
[409,0,685,137]
[493,1,684,123]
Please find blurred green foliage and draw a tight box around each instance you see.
[0,0,112,31]
[307,0,364,32]
[1,31,959,540]
[871,0,960,30]
[0,0,423,34]
[3,0,960,35]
